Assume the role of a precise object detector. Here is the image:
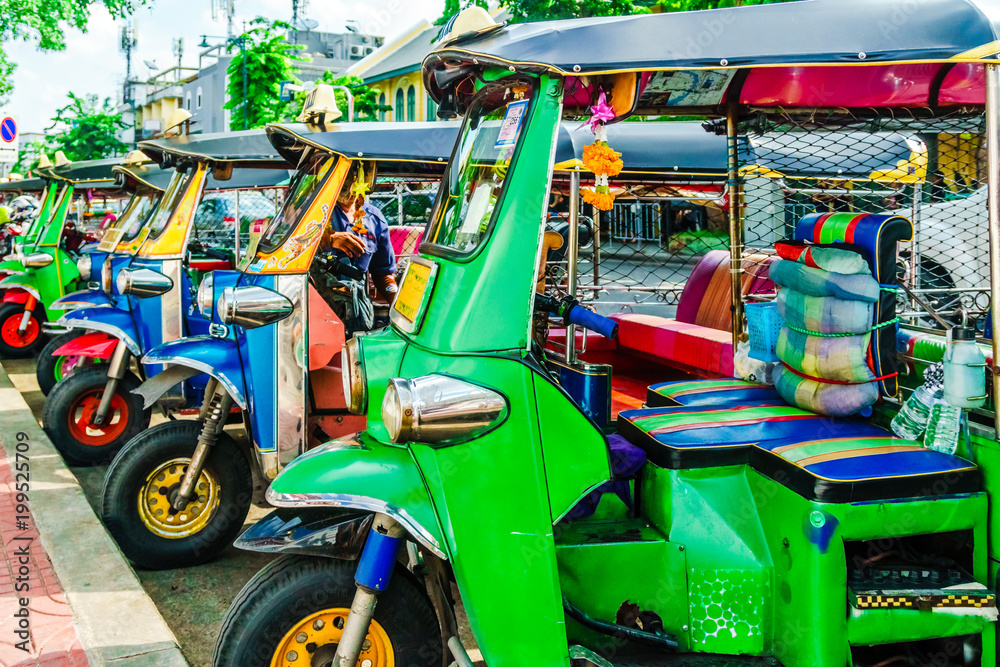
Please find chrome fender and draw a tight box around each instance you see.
[58,305,140,355]
[50,288,110,311]
[0,276,40,300]
[266,433,447,560]
[139,335,247,410]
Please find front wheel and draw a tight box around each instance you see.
[214,555,442,667]
[101,420,253,570]
[42,365,150,465]
[36,331,105,396]
[0,302,46,358]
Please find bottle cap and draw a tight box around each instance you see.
[951,326,977,341]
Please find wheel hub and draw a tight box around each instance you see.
[137,458,221,538]
[1,313,38,347]
[270,609,394,667]
[66,391,128,446]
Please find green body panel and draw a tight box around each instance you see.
[0,260,26,275]
[406,76,563,355]
[0,274,39,296]
[970,431,1000,563]
[355,327,409,443]
[267,433,446,556]
[534,375,611,522]
[21,183,57,246]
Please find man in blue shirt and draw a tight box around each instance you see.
[316,161,398,333]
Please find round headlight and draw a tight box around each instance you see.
[77,254,92,281]
[115,269,130,295]
[101,257,113,294]
[217,286,235,325]
[341,336,367,415]
[197,272,215,319]
[381,378,413,443]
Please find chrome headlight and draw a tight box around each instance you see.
[341,336,367,415]
[22,252,53,268]
[101,257,113,294]
[381,375,507,445]
[218,285,293,329]
[197,272,215,318]
[116,267,173,298]
[76,254,92,280]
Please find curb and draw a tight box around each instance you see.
[0,362,189,666]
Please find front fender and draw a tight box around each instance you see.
[266,433,447,560]
[59,305,140,356]
[234,507,373,558]
[0,259,26,275]
[141,335,247,409]
[53,331,118,359]
[51,289,110,311]
[0,276,40,300]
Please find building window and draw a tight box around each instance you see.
[406,85,416,122]
[196,86,203,109]
[395,88,404,121]
[426,96,438,121]
[378,92,386,121]
[186,92,192,111]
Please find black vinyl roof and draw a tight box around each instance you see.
[140,129,289,168]
[266,122,462,170]
[425,0,1000,115]
[0,177,47,193]
[113,163,176,193]
[555,122,728,174]
[205,168,294,190]
[50,157,123,189]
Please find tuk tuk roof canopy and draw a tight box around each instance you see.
[139,129,290,169]
[266,122,462,172]
[204,168,294,190]
[50,157,124,190]
[113,163,176,193]
[424,0,1000,116]
[0,177,47,193]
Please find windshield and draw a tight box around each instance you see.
[423,79,535,257]
[144,170,194,242]
[190,189,279,249]
[30,184,71,245]
[117,192,162,243]
[258,151,335,253]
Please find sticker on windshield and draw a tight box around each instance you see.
[494,99,529,149]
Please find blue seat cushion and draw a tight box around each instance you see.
[751,435,980,503]
[618,404,885,470]
[646,379,782,408]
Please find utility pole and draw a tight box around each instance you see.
[119,21,138,148]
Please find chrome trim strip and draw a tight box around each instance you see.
[140,353,248,410]
[58,318,140,355]
[266,488,447,560]
[0,283,41,300]
[274,274,307,474]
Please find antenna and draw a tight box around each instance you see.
[172,37,184,69]
[209,0,237,38]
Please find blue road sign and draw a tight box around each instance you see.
[0,117,16,143]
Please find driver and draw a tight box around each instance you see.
[314,161,398,335]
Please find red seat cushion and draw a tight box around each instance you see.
[612,314,734,377]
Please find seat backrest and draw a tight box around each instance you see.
[676,250,776,331]
[793,212,913,397]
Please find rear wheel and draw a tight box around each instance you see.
[36,331,105,396]
[0,302,45,358]
[213,555,441,667]
[42,365,150,465]
[101,420,253,570]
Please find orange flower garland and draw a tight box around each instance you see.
[580,91,621,212]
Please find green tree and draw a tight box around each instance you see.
[500,0,649,22]
[46,93,128,161]
[224,18,308,130]
[12,138,49,176]
[436,0,489,26]
[0,0,146,103]
[655,0,794,10]
[282,73,391,123]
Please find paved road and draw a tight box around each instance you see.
[6,357,484,667]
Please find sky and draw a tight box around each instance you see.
[3,0,446,136]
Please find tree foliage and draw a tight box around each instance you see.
[436,0,489,26]
[655,0,794,10]
[0,0,146,103]
[13,138,49,176]
[282,73,391,123]
[46,93,128,161]
[500,0,649,22]
[224,18,308,130]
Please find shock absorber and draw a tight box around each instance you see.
[172,382,233,511]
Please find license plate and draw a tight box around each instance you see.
[98,228,124,252]
[394,261,432,323]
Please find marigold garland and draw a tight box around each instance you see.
[581,187,616,211]
[579,91,622,212]
[582,141,623,177]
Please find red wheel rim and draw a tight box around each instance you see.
[65,390,129,446]
[1,313,39,348]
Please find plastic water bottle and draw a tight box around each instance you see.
[891,384,938,440]
[943,327,986,409]
[925,398,961,455]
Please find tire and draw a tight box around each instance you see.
[0,302,46,358]
[36,331,105,396]
[42,365,150,465]
[102,420,253,570]
[214,555,441,667]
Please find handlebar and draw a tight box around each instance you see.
[535,294,618,340]
[317,251,365,282]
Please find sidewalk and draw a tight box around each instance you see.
[0,363,187,667]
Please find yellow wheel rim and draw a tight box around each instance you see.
[270,608,395,667]
[137,457,221,539]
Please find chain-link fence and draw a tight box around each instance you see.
[368,178,440,258]
[191,187,284,261]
